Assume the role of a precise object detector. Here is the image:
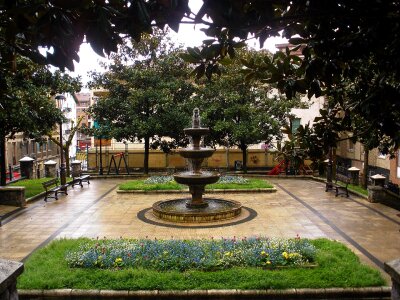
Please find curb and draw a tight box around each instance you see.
[117,188,277,194]
[18,287,391,299]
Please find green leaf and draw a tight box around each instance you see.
[289,37,305,45]
[179,53,201,63]
[202,39,216,46]
[195,63,205,79]
[233,41,247,49]
[187,47,202,59]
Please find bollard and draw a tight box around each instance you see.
[44,160,57,177]
[19,156,34,179]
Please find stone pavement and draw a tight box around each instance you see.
[0,178,399,279]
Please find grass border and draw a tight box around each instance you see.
[17,238,386,291]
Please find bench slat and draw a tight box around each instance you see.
[42,178,67,201]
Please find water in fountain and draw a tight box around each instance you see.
[152,108,242,223]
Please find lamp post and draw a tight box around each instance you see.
[55,95,66,187]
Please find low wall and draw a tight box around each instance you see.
[0,259,24,300]
[0,186,26,207]
[367,186,400,210]
[88,149,282,171]
[384,258,400,300]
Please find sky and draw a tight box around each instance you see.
[70,2,287,89]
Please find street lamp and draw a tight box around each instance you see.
[55,95,67,188]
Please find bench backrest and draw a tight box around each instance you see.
[335,174,350,184]
[42,178,59,189]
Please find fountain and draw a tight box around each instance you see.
[152,108,242,223]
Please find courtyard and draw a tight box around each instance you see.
[1,177,399,277]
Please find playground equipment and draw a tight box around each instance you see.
[267,159,287,175]
[107,152,130,175]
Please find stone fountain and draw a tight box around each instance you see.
[152,108,242,223]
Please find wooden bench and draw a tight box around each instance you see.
[326,174,350,197]
[42,178,68,202]
[72,174,91,188]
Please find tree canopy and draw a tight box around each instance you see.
[87,30,195,174]
[2,0,400,152]
[195,49,304,172]
[0,56,81,184]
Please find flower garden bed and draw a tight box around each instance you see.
[66,236,316,271]
[118,175,275,192]
[17,238,385,291]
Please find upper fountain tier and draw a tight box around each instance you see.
[183,108,210,149]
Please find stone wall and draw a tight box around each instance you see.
[87,149,284,171]
[367,186,400,210]
[0,259,24,300]
[0,187,26,207]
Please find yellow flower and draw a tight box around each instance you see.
[266,261,271,265]
[282,251,289,259]
[261,251,267,256]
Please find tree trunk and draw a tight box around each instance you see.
[64,147,70,177]
[240,142,248,174]
[0,135,6,186]
[144,136,150,174]
[362,149,369,189]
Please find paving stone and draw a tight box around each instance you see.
[0,177,399,285]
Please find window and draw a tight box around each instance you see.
[347,139,355,152]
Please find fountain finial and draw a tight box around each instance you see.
[192,108,201,128]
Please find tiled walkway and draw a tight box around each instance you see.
[0,178,399,278]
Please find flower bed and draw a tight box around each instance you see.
[66,236,316,271]
[119,175,273,191]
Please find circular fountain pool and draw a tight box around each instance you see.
[152,198,242,223]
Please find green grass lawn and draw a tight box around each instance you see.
[348,184,368,196]
[119,178,273,191]
[207,178,273,190]
[9,178,53,198]
[119,180,184,191]
[17,238,385,290]
[9,177,73,198]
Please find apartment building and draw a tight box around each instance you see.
[4,93,77,180]
[75,92,92,150]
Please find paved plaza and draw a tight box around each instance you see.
[0,178,399,279]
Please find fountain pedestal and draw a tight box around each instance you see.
[188,185,208,208]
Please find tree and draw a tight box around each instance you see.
[195,49,304,173]
[87,30,195,174]
[2,1,399,151]
[0,57,81,185]
[47,116,85,177]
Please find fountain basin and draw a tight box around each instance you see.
[152,198,242,223]
[184,127,210,136]
[174,171,220,185]
[179,148,215,159]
